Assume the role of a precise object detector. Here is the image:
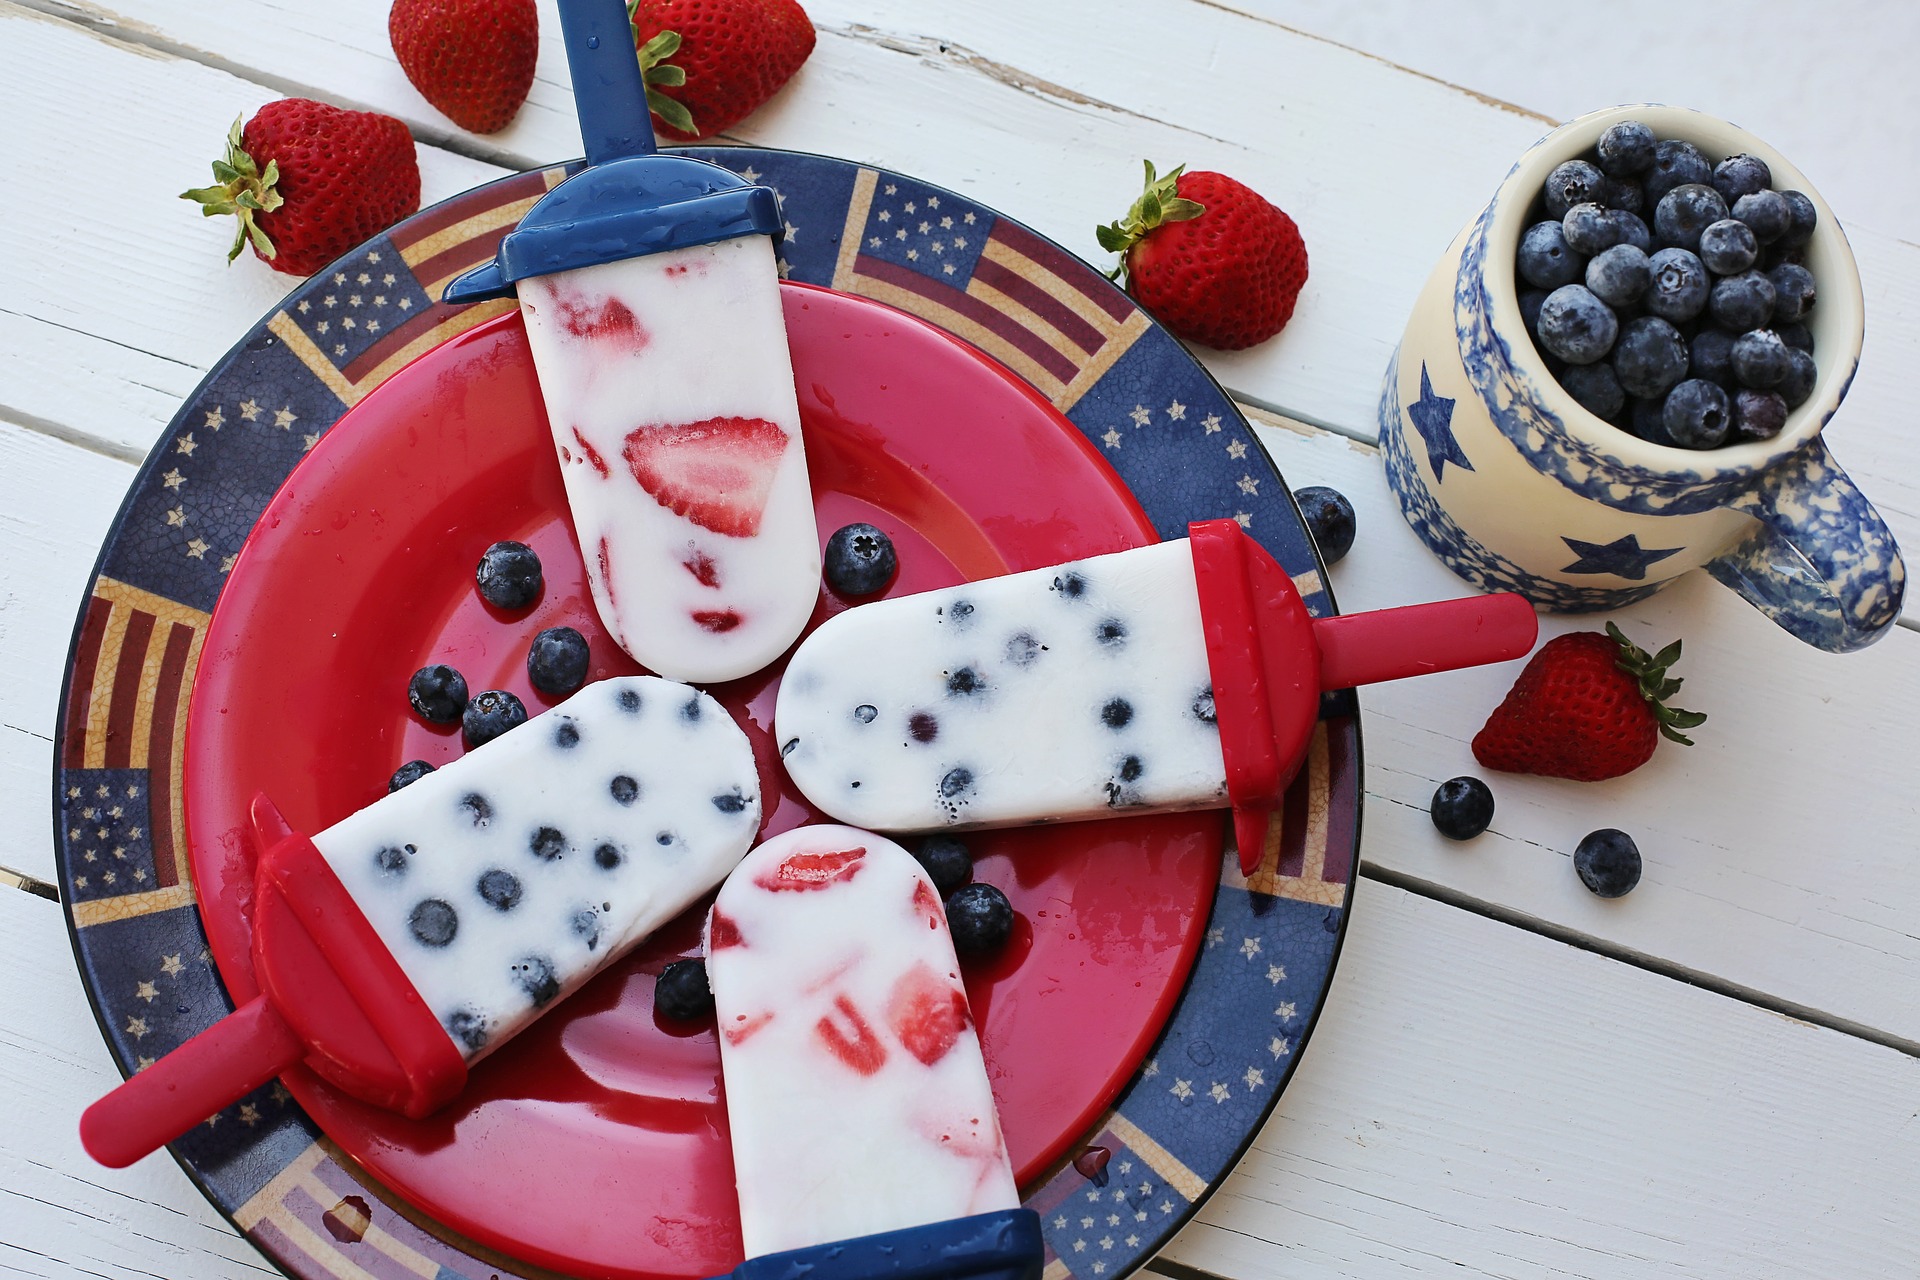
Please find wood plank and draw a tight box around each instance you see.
[44,0,1919,562]
[1251,413,1920,1044]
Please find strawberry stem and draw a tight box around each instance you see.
[627,5,698,137]
[1096,159,1206,283]
[1605,622,1707,745]
[181,116,284,264]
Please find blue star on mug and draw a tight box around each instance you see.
[1560,533,1684,581]
[1405,364,1471,482]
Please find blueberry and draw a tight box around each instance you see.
[824,522,898,596]
[1574,828,1642,897]
[1697,219,1758,275]
[1708,270,1776,332]
[1778,191,1818,246]
[1093,618,1127,648]
[1559,361,1625,421]
[1652,184,1728,253]
[1005,633,1043,667]
[947,667,986,696]
[1731,190,1790,245]
[570,905,602,950]
[478,868,522,911]
[616,687,642,713]
[1536,285,1618,364]
[1584,244,1650,308]
[530,826,566,861]
[1645,139,1712,205]
[475,540,542,610]
[1778,348,1818,408]
[1429,776,1494,840]
[1101,697,1134,728]
[1661,379,1732,449]
[854,703,880,723]
[527,626,590,695]
[1775,321,1814,353]
[447,1009,488,1052]
[712,788,751,814]
[373,844,412,876]
[1293,486,1356,565]
[409,898,459,947]
[939,768,974,799]
[1768,264,1817,323]
[1626,397,1679,447]
[1732,389,1790,442]
[1561,202,1617,256]
[1641,248,1709,323]
[460,792,493,827]
[1612,316,1688,399]
[655,958,714,1020]
[1601,177,1645,217]
[1596,121,1656,177]
[610,774,639,804]
[1542,159,1607,219]
[914,835,974,896]
[388,759,435,792]
[1191,687,1217,724]
[1517,221,1581,290]
[1052,571,1088,599]
[594,842,623,870]
[1519,289,1548,341]
[1731,329,1790,389]
[1606,209,1652,251]
[463,689,527,748]
[553,719,579,749]
[1711,153,1771,204]
[946,882,1014,956]
[511,955,560,1007]
[408,664,469,724]
[1689,329,1735,388]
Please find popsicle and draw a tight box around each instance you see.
[775,519,1538,872]
[705,825,1042,1280]
[443,0,818,684]
[80,676,762,1168]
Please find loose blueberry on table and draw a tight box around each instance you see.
[913,834,975,897]
[1429,776,1495,841]
[1293,485,1356,564]
[946,882,1015,956]
[408,663,469,723]
[1515,120,1821,449]
[654,958,715,1021]
[1574,828,1643,897]
[822,522,899,596]
[463,688,528,748]
[527,625,591,695]
[388,759,436,792]
[476,539,544,610]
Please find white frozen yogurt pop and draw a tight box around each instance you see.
[707,825,1019,1259]
[315,675,762,1062]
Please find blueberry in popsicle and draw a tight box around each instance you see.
[80,676,762,1168]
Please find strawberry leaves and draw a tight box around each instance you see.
[1606,622,1707,745]
[627,5,698,137]
[181,117,285,264]
[1096,160,1206,281]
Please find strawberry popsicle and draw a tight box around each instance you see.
[776,520,1538,870]
[81,676,761,1167]
[706,826,1040,1278]
[443,0,817,684]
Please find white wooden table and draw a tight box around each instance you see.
[3,2,1916,1276]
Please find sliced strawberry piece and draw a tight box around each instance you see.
[888,961,971,1067]
[572,427,609,478]
[552,294,650,349]
[815,994,887,1076]
[911,879,943,932]
[622,416,789,537]
[755,847,866,892]
[723,1009,773,1045]
[683,550,721,588]
[707,908,745,950]
[692,610,742,633]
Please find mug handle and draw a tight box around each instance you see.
[1705,438,1906,652]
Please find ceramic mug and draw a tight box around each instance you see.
[1380,104,1904,652]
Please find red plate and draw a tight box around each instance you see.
[184,283,1222,1279]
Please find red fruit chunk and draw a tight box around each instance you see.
[571,427,610,478]
[390,0,538,134]
[629,0,817,142]
[888,961,971,1067]
[815,994,887,1076]
[552,294,650,349]
[692,610,742,633]
[707,909,745,949]
[911,879,943,931]
[622,416,790,537]
[756,847,866,892]
[683,550,721,587]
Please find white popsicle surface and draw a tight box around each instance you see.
[519,235,820,685]
[774,539,1227,833]
[708,826,1019,1259]
[315,676,761,1063]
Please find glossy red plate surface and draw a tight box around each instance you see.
[184,283,1222,1279]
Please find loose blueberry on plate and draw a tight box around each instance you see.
[655,958,714,1021]
[408,663,469,723]
[1574,828,1642,898]
[823,522,899,596]
[463,689,528,748]
[476,540,543,610]
[914,834,975,897]
[389,759,436,792]
[946,882,1014,955]
[1293,485,1357,565]
[527,625,591,695]
[1429,776,1495,841]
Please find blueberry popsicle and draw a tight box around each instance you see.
[80,676,761,1168]
[776,519,1537,871]
[706,826,1042,1279]
[444,0,817,684]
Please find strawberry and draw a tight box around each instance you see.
[183,101,420,277]
[887,962,970,1068]
[1097,161,1309,351]
[627,0,816,141]
[1472,623,1706,782]
[621,416,790,537]
[389,0,539,135]
[754,846,867,892]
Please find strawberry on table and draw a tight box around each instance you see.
[182,101,420,277]
[1097,160,1309,350]
[1472,622,1706,782]
[627,0,816,141]
[389,0,539,135]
